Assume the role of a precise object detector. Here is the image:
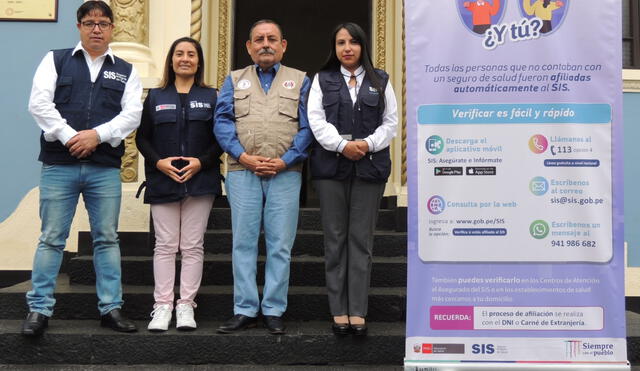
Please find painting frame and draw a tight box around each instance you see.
[0,0,58,22]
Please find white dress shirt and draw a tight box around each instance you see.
[308,65,398,153]
[28,41,143,147]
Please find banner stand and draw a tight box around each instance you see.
[404,0,627,368]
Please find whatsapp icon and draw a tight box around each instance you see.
[529,220,549,239]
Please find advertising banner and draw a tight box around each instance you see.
[405,0,627,369]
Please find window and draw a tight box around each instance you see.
[623,0,640,68]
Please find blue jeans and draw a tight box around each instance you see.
[225,170,301,317]
[26,163,124,316]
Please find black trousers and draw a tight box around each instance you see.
[314,177,385,317]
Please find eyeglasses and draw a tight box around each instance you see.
[80,21,112,31]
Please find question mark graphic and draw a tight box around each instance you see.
[530,17,542,37]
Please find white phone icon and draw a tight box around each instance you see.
[533,137,544,151]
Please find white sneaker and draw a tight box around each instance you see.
[175,303,196,331]
[147,304,172,332]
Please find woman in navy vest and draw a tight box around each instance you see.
[136,37,222,332]
[308,23,398,336]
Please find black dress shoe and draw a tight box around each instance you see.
[100,309,137,332]
[217,314,257,334]
[350,323,368,336]
[22,312,48,337]
[331,322,350,336]
[263,315,286,335]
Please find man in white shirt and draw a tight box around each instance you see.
[22,0,142,336]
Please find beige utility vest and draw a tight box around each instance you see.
[228,64,306,172]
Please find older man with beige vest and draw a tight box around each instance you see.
[214,19,312,335]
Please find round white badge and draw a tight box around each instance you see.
[282,80,296,89]
[237,79,251,90]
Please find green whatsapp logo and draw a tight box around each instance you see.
[529,220,549,239]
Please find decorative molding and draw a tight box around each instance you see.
[401,0,407,186]
[623,69,640,92]
[120,88,149,183]
[110,0,147,182]
[374,0,386,70]
[624,79,640,92]
[191,0,202,42]
[216,0,230,89]
[112,0,147,45]
[120,88,150,183]
[120,132,138,183]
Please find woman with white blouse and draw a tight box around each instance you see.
[307,22,397,336]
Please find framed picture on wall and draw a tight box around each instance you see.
[0,0,57,22]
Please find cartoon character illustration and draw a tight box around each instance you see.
[523,0,565,33]
[463,0,502,34]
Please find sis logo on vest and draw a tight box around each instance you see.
[190,101,212,109]
[237,79,251,89]
[282,80,296,89]
[103,70,128,84]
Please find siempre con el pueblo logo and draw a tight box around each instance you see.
[565,340,615,358]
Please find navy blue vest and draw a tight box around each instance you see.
[140,85,222,204]
[310,69,391,183]
[38,48,132,167]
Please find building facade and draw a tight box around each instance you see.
[1,0,639,294]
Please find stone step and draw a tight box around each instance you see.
[207,207,401,231]
[0,319,405,365]
[78,230,408,257]
[0,276,406,322]
[66,255,407,287]
[3,314,640,365]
